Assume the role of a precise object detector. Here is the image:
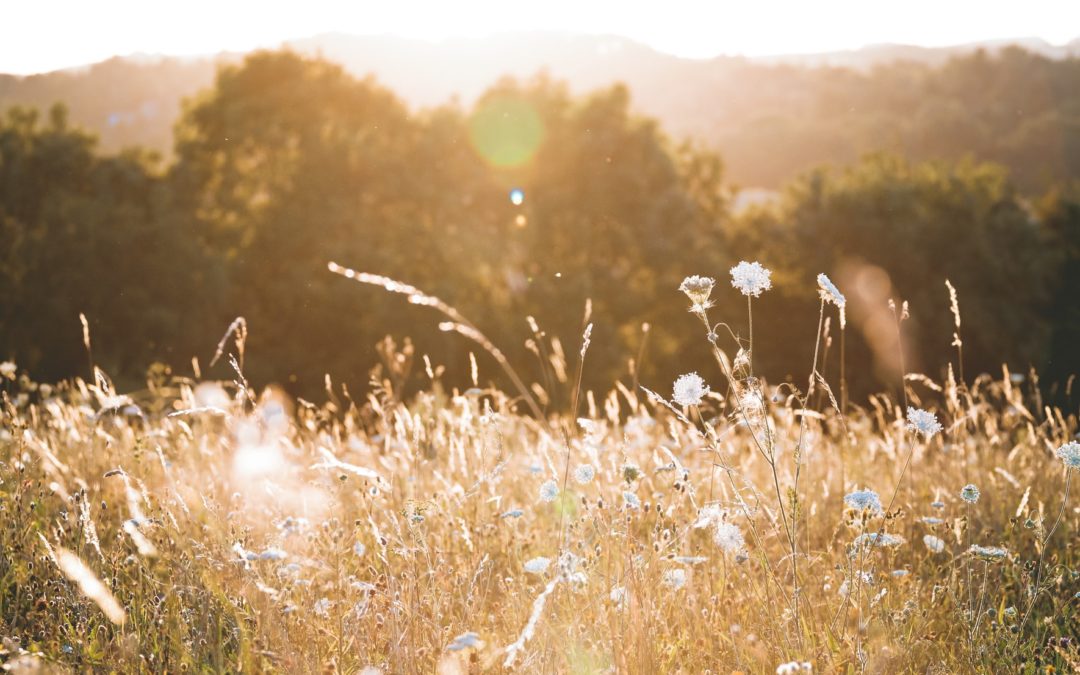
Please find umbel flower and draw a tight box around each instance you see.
[679,275,715,310]
[1056,441,1080,470]
[844,488,883,515]
[923,534,945,553]
[906,407,943,440]
[968,544,1009,562]
[730,261,772,297]
[673,372,709,407]
[714,522,746,554]
[960,484,980,504]
[817,273,846,308]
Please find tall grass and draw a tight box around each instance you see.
[0,264,1077,673]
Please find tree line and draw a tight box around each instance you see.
[2,50,1078,408]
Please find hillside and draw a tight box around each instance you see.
[2,32,1079,191]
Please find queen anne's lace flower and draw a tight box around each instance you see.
[968,544,1008,562]
[573,464,595,484]
[844,488,883,515]
[906,407,943,439]
[730,261,772,297]
[1056,441,1080,469]
[923,534,945,553]
[714,522,745,554]
[539,480,559,503]
[817,273,846,308]
[673,373,709,406]
[679,275,715,309]
[960,484,980,504]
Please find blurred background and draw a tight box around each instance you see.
[1,1,1078,406]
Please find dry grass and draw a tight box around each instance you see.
[1,282,1078,674]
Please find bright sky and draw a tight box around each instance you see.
[2,0,1078,74]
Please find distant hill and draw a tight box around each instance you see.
[2,32,1079,191]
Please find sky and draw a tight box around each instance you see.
[2,0,1078,75]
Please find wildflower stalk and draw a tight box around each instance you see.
[1016,470,1071,639]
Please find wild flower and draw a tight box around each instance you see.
[923,534,945,553]
[844,488,883,515]
[673,372,709,406]
[573,464,596,484]
[623,491,641,509]
[524,557,550,574]
[817,273,845,308]
[500,509,524,519]
[313,598,332,617]
[621,462,641,484]
[968,544,1008,562]
[1055,441,1080,469]
[730,261,772,297]
[714,522,746,554]
[776,660,813,674]
[353,542,366,556]
[693,504,724,529]
[906,407,943,439]
[539,480,559,503]
[679,275,716,310]
[921,517,944,525]
[662,568,687,590]
[446,632,481,652]
[853,532,905,549]
[609,585,627,607]
[960,484,980,504]
[931,500,945,509]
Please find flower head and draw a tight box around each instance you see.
[673,372,709,407]
[816,273,846,309]
[730,261,772,298]
[844,488,883,515]
[906,407,942,439]
[662,568,687,590]
[623,491,641,510]
[1055,441,1080,470]
[524,557,550,574]
[679,275,715,310]
[776,661,813,674]
[573,464,596,484]
[923,534,945,553]
[447,631,481,652]
[539,480,559,503]
[853,532,905,549]
[960,484,980,504]
[968,544,1008,562]
[713,522,746,554]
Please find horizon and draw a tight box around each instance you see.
[2,0,1079,75]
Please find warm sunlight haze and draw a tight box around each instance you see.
[2,0,1079,72]
[2,1,1079,673]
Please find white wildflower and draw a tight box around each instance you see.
[713,522,745,555]
[844,488,883,515]
[447,631,481,651]
[730,261,772,297]
[1055,441,1080,470]
[662,568,687,590]
[573,464,596,484]
[679,275,716,310]
[816,273,846,308]
[539,480,559,503]
[776,661,813,674]
[673,372,709,406]
[968,544,1008,562]
[906,407,942,439]
[923,534,945,553]
[960,484,980,504]
[524,557,550,574]
[623,491,641,510]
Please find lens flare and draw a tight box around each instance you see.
[468,96,544,167]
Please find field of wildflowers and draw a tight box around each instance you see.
[1,262,1078,673]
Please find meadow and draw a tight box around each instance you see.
[1,262,1078,674]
